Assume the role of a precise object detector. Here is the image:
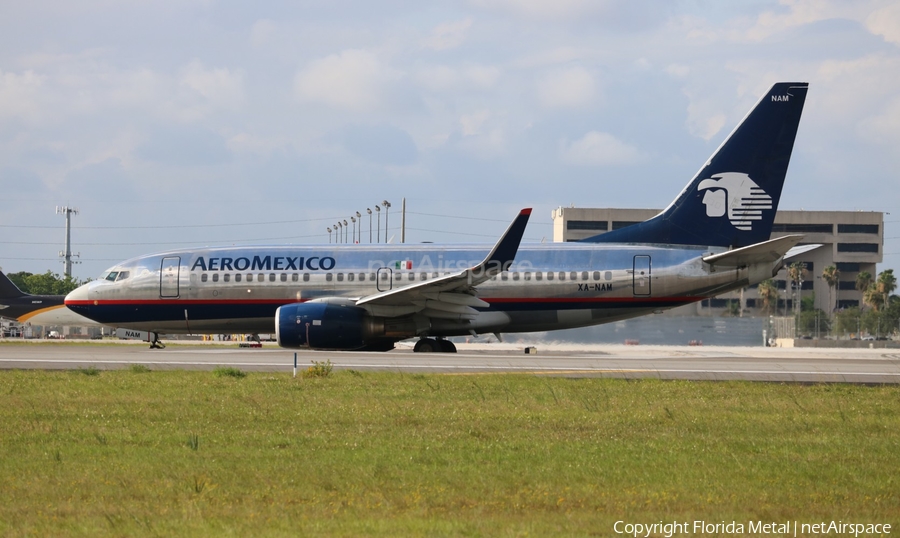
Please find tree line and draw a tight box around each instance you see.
[6,271,87,296]
[756,265,897,338]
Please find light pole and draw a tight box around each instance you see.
[375,205,381,243]
[337,222,342,244]
[351,216,357,244]
[327,227,332,243]
[343,220,348,243]
[382,200,391,243]
[355,212,362,243]
[367,208,372,243]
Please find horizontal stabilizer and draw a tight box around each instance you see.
[784,243,822,260]
[702,234,805,267]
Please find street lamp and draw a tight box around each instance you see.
[382,200,391,243]
[351,216,357,244]
[374,205,381,243]
[367,208,372,243]
[343,220,348,243]
[327,227,332,244]
[337,222,342,244]
[355,212,362,243]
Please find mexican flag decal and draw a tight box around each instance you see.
[394,260,413,270]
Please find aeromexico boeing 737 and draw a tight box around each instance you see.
[66,82,810,352]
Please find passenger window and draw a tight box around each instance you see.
[201,274,208,282]
[223,274,230,282]
[535,272,542,281]
[593,271,600,281]
[235,274,242,282]
[292,274,298,282]
[281,274,287,282]
[547,272,554,281]
[408,273,415,281]
[380,272,387,280]
[559,272,565,281]
[326,273,333,282]
[570,272,577,280]
[369,273,376,281]
[420,273,427,281]
[212,274,219,282]
[303,273,310,282]
[337,273,344,282]
[432,272,438,278]
[524,272,531,281]
[513,273,520,281]
[269,273,276,282]
[358,273,365,281]
[258,273,264,282]
[246,274,253,282]
[605,271,612,281]
[501,273,508,281]
[348,273,354,282]
[581,271,588,281]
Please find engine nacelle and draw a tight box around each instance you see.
[276,302,373,350]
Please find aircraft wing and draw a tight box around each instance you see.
[702,234,805,267]
[354,208,532,319]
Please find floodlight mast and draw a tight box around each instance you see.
[374,205,381,243]
[382,200,391,243]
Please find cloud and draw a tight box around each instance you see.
[137,126,231,166]
[340,124,418,165]
[415,63,501,92]
[180,60,244,110]
[293,49,400,111]
[0,70,46,123]
[471,0,608,19]
[866,3,900,45]
[559,131,642,166]
[536,66,596,108]
[423,18,473,51]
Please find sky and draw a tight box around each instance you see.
[1,0,899,281]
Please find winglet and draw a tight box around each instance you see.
[473,208,531,279]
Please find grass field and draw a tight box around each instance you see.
[0,368,898,536]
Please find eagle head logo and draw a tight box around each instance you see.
[697,172,772,231]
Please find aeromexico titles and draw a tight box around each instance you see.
[65,82,811,352]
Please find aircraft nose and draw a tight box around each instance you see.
[64,282,91,306]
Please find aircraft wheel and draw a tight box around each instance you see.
[437,339,457,353]
[414,338,438,353]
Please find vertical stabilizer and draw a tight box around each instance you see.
[585,82,808,248]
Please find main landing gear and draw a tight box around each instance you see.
[149,333,166,349]
[413,338,457,353]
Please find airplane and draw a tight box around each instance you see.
[0,270,102,330]
[65,82,810,352]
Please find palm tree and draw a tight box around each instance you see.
[787,262,807,316]
[822,265,840,314]
[877,269,897,309]
[856,271,872,310]
[863,284,883,311]
[757,279,779,315]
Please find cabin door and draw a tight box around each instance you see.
[160,256,181,298]
[376,267,393,292]
[632,255,651,296]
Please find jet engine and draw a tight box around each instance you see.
[275,302,393,351]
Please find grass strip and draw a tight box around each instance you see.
[0,370,897,536]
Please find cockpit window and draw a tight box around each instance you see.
[104,271,119,281]
[115,271,130,281]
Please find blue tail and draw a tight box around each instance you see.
[584,82,808,248]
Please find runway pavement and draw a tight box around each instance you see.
[1,340,899,383]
